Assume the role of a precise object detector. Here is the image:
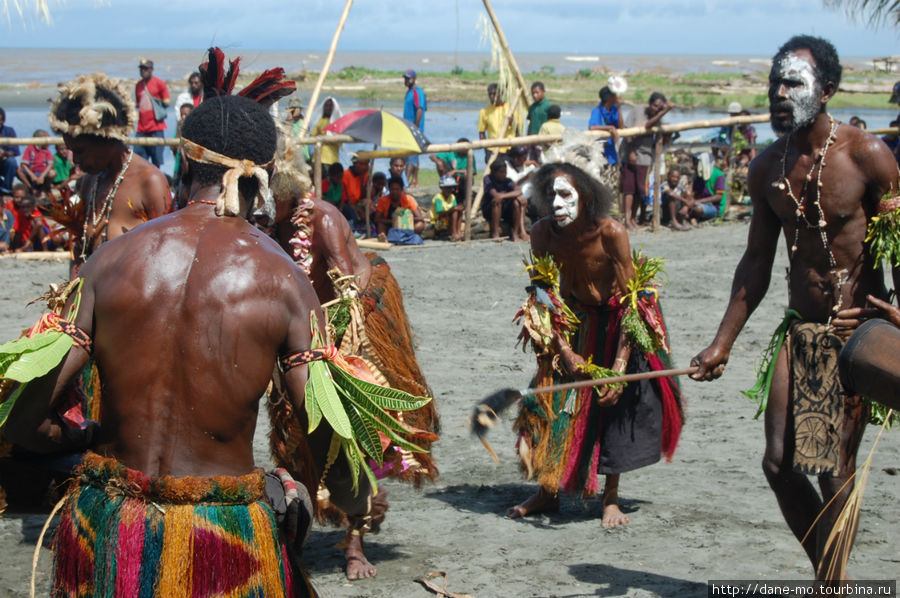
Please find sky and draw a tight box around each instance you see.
[1,0,898,57]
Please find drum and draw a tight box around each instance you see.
[838,318,900,411]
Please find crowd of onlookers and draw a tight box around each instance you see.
[2,60,900,252]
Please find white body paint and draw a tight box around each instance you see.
[774,53,820,130]
[552,176,579,227]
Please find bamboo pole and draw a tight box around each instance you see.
[364,147,374,239]
[354,114,773,159]
[651,135,663,231]
[723,124,736,220]
[298,0,354,138]
[314,142,323,198]
[481,0,531,112]
[464,148,474,242]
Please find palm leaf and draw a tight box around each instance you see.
[305,360,351,438]
[344,401,385,466]
[328,363,431,411]
[339,390,428,454]
[0,331,61,362]
[0,383,26,428]
[823,0,900,28]
[326,367,420,437]
[341,437,364,495]
[3,333,72,382]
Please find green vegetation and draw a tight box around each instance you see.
[275,65,896,111]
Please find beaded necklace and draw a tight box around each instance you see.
[186,199,217,206]
[80,149,134,260]
[774,114,847,318]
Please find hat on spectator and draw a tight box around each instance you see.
[139,59,154,69]
[404,69,416,79]
[890,81,900,104]
[439,175,457,188]
[288,97,303,110]
[727,101,742,115]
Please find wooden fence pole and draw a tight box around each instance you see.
[464,148,474,242]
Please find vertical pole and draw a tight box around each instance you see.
[723,124,736,220]
[364,148,374,239]
[314,142,323,201]
[299,0,354,138]
[464,148,474,242]
[481,0,531,111]
[651,135,663,232]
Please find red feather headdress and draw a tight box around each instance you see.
[199,47,296,107]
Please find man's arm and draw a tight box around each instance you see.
[691,162,781,380]
[645,102,673,129]
[857,133,900,294]
[142,169,173,216]
[3,274,96,452]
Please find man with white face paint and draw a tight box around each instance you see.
[551,175,579,227]
[508,162,684,528]
[692,35,899,579]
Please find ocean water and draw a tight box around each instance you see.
[1,49,895,178]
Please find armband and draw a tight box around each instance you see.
[58,319,93,354]
[279,345,339,372]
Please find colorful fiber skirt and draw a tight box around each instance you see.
[53,452,313,598]
[514,300,683,498]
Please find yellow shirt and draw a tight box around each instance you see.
[538,119,565,147]
[430,192,457,231]
[311,116,341,165]
[477,103,522,152]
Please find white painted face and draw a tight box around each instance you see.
[552,175,579,227]
[770,52,821,134]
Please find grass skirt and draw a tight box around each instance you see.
[53,452,312,598]
[514,299,683,498]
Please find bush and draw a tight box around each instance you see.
[450,65,464,76]
[575,68,592,80]
[540,65,555,74]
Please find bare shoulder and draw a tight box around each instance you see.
[748,138,782,189]
[529,217,553,254]
[844,124,897,175]
[598,216,628,242]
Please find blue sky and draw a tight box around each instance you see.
[2,0,897,56]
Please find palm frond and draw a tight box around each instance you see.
[823,0,900,28]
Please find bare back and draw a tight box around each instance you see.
[750,123,899,321]
[73,204,320,477]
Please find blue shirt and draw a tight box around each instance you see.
[404,86,426,132]
[1,125,20,158]
[588,103,619,165]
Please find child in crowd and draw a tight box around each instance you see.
[375,175,424,243]
[430,137,473,203]
[51,143,80,191]
[430,174,463,241]
[17,130,55,196]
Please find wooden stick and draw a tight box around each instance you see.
[355,238,391,250]
[298,0,354,138]
[652,135,663,231]
[0,251,68,261]
[464,148,474,242]
[481,0,531,111]
[525,366,697,397]
[313,141,323,199]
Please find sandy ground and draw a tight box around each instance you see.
[0,222,898,597]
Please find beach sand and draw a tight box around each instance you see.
[0,222,898,597]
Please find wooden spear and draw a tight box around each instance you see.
[298,0,354,138]
[481,0,531,112]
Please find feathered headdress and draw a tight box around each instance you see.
[185,47,298,217]
[48,72,136,140]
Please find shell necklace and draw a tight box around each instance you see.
[775,114,846,317]
[81,149,133,260]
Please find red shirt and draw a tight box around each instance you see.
[375,194,418,219]
[135,77,170,133]
[341,169,369,205]
[23,145,53,174]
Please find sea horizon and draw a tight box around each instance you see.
[0,48,890,86]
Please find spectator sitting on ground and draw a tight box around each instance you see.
[430,138,474,203]
[17,130,55,196]
[659,166,692,231]
[689,152,726,223]
[322,162,356,223]
[0,107,20,194]
[388,156,409,188]
[50,143,81,191]
[538,104,565,149]
[430,175,464,241]
[342,155,370,226]
[9,194,48,251]
[733,109,758,166]
[481,159,529,242]
[371,171,387,200]
[375,175,425,237]
[0,198,13,252]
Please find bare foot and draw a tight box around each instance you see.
[506,488,559,518]
[601,502,630,527]
[344,534,376,580]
